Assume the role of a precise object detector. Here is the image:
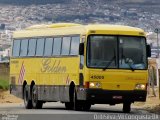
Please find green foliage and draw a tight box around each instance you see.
[0,63,9,90]
[0,79,9,90]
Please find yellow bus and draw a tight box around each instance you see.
[10,23,151,113]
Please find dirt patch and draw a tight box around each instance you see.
[0,90,23,103]
[133,88,160,115]
[134,96,159,107]
[145,104,160,115]
[143,96,160,115]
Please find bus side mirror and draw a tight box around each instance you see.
[79,43,84,55]
[147,45,151,57]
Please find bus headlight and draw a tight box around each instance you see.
[89,82,95,87]
[89,82,101,88]
[135,84,146,90]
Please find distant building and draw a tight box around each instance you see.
[0,48,10,62]
[0,48,10,57]
[0,30,12,48]
[0,24,5,30]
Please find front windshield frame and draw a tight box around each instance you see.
[86,35,148,70]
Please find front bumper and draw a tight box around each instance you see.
[77,88,147,104]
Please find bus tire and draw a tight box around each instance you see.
[65,83,74,110]
[24,85,32,109]
[65,102,74,110]
[31,85,43,109]
[73,88,83,111]
[123,102,131,113]
[83,103,91,111]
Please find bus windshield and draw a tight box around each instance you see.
[87,35,147,70]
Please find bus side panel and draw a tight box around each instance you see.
[10,56,80,102]
[31,57,79,102]
[10,59,25,99]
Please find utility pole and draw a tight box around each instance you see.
[154,28,160,57]
[154,28,160,91]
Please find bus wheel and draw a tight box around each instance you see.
[123,102,131,113]
[31,85,43,109]
[73,88,83,111]
[24,85,32,109]
[83,103,91,111]
[65,102,74,110]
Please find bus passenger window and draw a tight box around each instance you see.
[53,38,62,56]
[36,38,45,56]
[44,38,53,56]
[12,40,21,57]
[61,37,71,55]
[28,39,37,56]
[20,39,28,57]
[70,36,80,55]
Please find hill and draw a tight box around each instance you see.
[0,0,69,5]
[0,0,159,5]
[0,0,159,32]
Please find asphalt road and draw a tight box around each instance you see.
[0,102,159,120]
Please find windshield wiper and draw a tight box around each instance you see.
[102,56,116,71]
[121,48,135,72]
[127,62,135,71]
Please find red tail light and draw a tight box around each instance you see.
[84,82,89,88]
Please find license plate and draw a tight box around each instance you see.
[112,96,123,99]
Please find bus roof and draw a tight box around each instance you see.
[13,23,145,39]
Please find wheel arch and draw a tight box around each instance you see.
[30,80,35,94]
[22,81,27,99]
[69,81,75,102]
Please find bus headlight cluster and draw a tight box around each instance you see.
[89,82,101,88]
[135,84,146,90]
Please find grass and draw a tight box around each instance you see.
[0,79,9,90]
[0,72,9,90]
[0,63,9,90]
